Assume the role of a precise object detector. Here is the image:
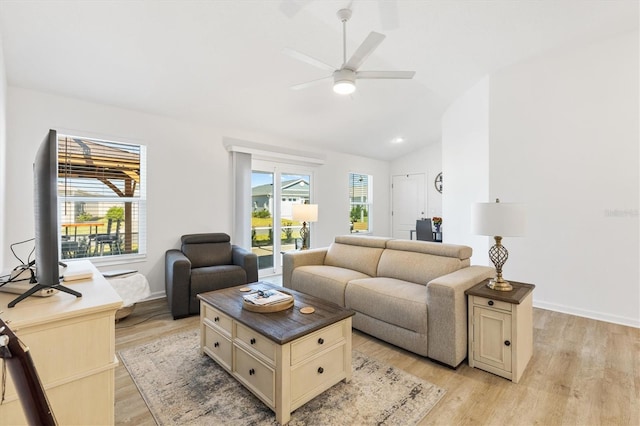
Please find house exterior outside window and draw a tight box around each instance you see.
[57,134,146,260]
[349,172,371,233]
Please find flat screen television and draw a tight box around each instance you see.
[7,129,81,307]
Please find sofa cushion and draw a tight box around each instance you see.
[324,243,384,277]
[190,265,246,295]
[290,265,370,306]
[385,239,472,260]
[345,277,428,334]
[334,235,390,248]
[377,249,466,285]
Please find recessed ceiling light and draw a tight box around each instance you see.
[392,137,405,144]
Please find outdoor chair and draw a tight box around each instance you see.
[165,233,258,319]
[94,219,122,256]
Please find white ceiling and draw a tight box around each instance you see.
[0,1,637,161]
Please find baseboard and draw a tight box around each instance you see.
[534,300,639,329]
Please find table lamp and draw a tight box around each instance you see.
[471,198,526,291]
[292,204,318,250]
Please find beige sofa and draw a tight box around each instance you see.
[283,235,494,367]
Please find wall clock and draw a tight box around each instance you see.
[434,172,443,193]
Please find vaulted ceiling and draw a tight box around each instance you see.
[0,1,637,160]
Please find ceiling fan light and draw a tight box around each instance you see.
[333,80,356,95]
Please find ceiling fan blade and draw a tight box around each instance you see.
[356,70,415,79]
[282,48,335,72]
[344,31,386,71]
[290,75,331,91]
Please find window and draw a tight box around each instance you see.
[58,134,146,260]
[349,172,371,234]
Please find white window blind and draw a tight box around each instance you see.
[57,134,146,260]
[349,172,372,234]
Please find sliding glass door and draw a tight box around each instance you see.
[251,160,312,276]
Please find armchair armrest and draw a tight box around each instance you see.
[165,249,192,319]
[426,265,494,367]
[232,245,258,283]
[282,248,328,288]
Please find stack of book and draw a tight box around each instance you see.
[243,289,293,306]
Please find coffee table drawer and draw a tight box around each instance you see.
[203,324,232,371]
[290,344,345,403]
[291,322,345,365]
[236,322,276,363]
[235,346,275,407]
[203,304,233,334]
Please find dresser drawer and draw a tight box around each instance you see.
[202,304,233,334]
[290,344,345,403]
[472,295,512,312]
[203,324,232,371]
[291,322,346,365]
[235,346,275,407]
[235,322,276,363]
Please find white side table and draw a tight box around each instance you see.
[466,279,535,383]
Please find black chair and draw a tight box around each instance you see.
[165,233,258,319]
[416,219,434,241]
[95,219,122,255]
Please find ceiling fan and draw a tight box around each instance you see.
[284,8,415,95]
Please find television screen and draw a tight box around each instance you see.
[6,129,82,307]
[33,129,61,287]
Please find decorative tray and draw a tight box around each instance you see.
[242,292,294,313]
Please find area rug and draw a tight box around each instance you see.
[118,329,445,425]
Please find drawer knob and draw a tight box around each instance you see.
[214,316,220,322]
[488,300,494,306]
[249,368,255,375]
[318,338,324,345]
[250,338,256,345]
[504,340,511,346]
[317,367,324,374]
[214,342,219,348]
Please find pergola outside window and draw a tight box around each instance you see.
[57,134,146,260]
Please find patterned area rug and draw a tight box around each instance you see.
[118,329,445,425]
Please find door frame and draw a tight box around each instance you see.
[252,159,315,277]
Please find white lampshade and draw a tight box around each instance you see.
[292,204,318,222]
[471,200,526,237]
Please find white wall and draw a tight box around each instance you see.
[314,150,390,245]
[442,76,491,260]
[4,87,390,298]
[490,31,639,327]
[0,33,6,272]
[443,31,639,327]
[390,142,443,221]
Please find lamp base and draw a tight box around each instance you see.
[487,278,513,292]
[299,222,309,250]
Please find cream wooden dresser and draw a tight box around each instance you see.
[0,260,122,425]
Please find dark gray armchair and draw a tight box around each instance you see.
[165,233,258,319]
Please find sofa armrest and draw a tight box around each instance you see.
[426,265,494,367]
[165,249,192,319]
[282,248,328,288]
[232,245,258,283]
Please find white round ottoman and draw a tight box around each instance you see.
[106,273,151,320]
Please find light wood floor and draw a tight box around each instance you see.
[115,297,639,425]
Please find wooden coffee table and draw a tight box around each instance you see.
[198,282,355,425]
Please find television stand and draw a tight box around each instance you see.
[8,283,82,308]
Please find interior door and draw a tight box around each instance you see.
[391,173,425,239]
